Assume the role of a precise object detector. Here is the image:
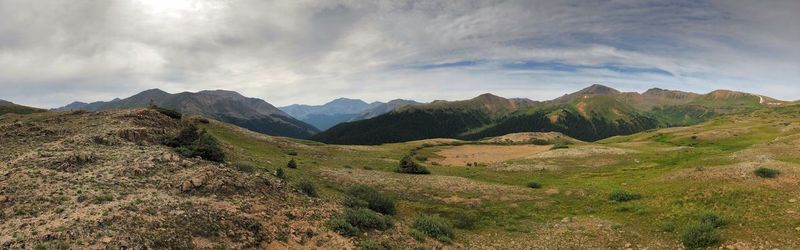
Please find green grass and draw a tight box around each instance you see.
[194,104,800,247]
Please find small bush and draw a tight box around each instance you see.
[150,105,182,119]
[415,156,428,162]
[192,132,225,162]
[286,150,298,156]
[530,139,549,145]
[412,215,454,243]
[409,229,427,241]
[397,155,430,174]
[345,185,396,215]
[328,217,359,236]
[162,124,225,162]
[287,159,298,169]
[274,168,286,179]
[681,222,721,248]
[344,208,393,230]
[357,240,393,250]
[526,181,542,189]
[754,167,780,178]
[608,190,641,202]
[698,213,726,228]
[296,179,318,197]
[233,162,256,173]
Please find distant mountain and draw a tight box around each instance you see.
[54,89,319,138]
[313,84,781,145]
[348,99,420,121]
[0,99,46,116]
[280,98,419,131]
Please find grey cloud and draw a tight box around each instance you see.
[0,0,798,108]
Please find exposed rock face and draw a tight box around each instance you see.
[0,109,351,249]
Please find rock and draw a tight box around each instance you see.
[190,175,206,188]
[561,217,571,223]
[100,236,113,244]
[181,180,192,192]
[790,198,797,203]
[0,195,8,203]
[795,226,800,231]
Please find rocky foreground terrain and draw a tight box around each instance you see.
[0,109,352,249]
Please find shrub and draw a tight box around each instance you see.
[526,181,542,189]
[192,132,225,162]
[328,217,359,236]
[530,139,549,145]
[286,150,298,156]
[415,156,428,162]
[344,208,393,230]
[451,210,479,229]
[397,155,430,174]
[754,167,780,178]
[162,124,225,162]
[698,213,726,228]
[357,240,393,250]
[296,179,318,197]
[412,215,454,243]
[233,162,256,173]
[287,159,297,169]
[149,105,182,119]
[608,190,642,202]
[681,222,721,248]
[409,229,427,241]
[344,185,396,215]
[176,123,200,145]
[274,168,286,179]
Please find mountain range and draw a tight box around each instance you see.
[313,84,784,145]
[53,89,320,138]
[279,98,419,130]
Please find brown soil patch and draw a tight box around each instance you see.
[526,145,633,159]
[318,168,539,203]
[433,144,551,166]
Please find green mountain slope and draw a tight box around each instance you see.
[314,84,781,145]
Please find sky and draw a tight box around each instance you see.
[1,0,799,108]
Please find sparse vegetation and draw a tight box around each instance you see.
[344,208,393,231]
[550,141,569,150]
[233,162,256,172]
[681,222,721,248]
[162,123,225,162]
[274,167,286,179]
[296,179,318,197]
[608,190,641,202]
[412,215,454,243]
[754,167,780,178]
[149,105,182,119]
[396,155,430,174]
[344,185,395,215]
[526,181,542,189]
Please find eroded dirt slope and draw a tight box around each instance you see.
[0,109,351,249]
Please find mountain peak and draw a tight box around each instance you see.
[326,98,368,106]
[577,84,620,95]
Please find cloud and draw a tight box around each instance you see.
[0,0,798,107]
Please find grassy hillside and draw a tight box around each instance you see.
[314,85,775,145]
[205,103,800,248]
[4,103,800,248]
